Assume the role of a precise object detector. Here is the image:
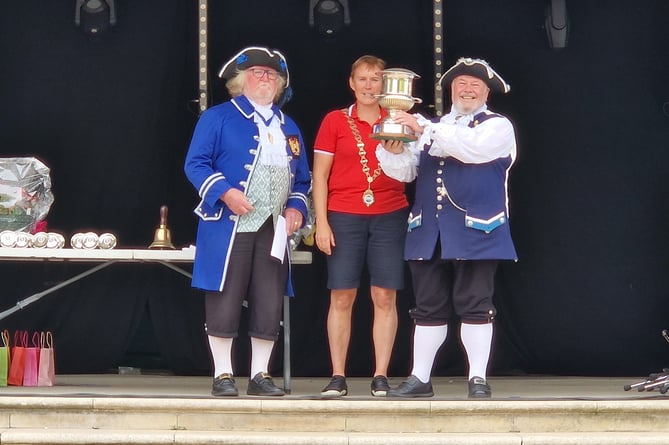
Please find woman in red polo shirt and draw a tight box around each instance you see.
[312,55,409,398]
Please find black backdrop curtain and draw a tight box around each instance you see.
[1,0,669,378]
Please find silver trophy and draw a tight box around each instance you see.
[371,68,422,142]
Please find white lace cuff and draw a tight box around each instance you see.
[375,143,418,183]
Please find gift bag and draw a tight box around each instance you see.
[0,330,10,386]
[8,330,28,386]
[22,332,40,387]
[37,331,55,387]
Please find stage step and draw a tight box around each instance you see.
[2,430,669,445]
[1,396,668,444]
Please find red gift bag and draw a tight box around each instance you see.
[22,332,40,387]
[37,331,55,387]
[8,330,28,386]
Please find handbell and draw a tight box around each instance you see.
[149,205,176,250]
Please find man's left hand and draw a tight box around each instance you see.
[284,208,303,235]
[381,140,404,154]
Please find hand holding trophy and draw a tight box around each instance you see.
[371,68,422,142]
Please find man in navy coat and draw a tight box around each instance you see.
[377,57,517,398]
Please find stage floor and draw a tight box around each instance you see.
[0,374,664,401]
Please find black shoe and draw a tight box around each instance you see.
[371,375,390,397]
[247,372,285,396]
[468,376,492,398]
[388,375,434,398]
[321,375,347,397]
[212,373,238,397]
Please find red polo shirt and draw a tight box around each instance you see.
[314,104,408,215]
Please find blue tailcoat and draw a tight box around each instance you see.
[184,96,310,292]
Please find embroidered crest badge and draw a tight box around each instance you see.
[287,135,301,157]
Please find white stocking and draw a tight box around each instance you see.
[410,324,448,383]
[208,335,233,377]
[250,337,275,378]
[460,322,493,380]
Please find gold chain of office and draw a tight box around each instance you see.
[341,109,381,207]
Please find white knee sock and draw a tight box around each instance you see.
[250,337,275,378]
[460,322,493,380]
[208,336,233,377]
[410,324,448,383]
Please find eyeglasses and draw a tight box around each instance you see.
[250,69,279,80]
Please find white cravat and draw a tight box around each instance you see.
[248,100,289,168]
[453,112,472,126]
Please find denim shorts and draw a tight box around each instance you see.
[326,208,408,290]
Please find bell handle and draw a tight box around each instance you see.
[160,205,168,226]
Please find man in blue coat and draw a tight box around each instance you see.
[184,46,310,397]
[377,57,517,398]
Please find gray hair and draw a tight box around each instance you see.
[225,69,287,103]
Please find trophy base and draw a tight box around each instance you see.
[370,132,418,142]
[370,122,417,142]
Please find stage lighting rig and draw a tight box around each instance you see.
[309,0,350,37]
[545,0,568,49]
[75,0,117,36]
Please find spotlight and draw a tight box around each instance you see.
[75,0,117,36]
[309,0,350,37]
[545,0,569,49]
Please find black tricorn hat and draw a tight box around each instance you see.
[438,57,510,93]
[218,46,290,86]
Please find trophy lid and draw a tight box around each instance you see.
[381,68,421,79]
[380,68,421,98]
